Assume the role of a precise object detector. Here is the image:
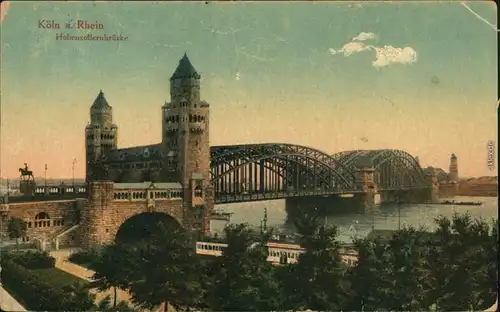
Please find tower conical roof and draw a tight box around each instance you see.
[91,90,110,109]
[450,153,457,159]
[170,53,200,80]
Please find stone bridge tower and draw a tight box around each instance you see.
[85,91,118,181]
[426,168,440,202]
[354,156,376,210]
[162,53,213,235]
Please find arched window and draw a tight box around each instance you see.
[189,114,193,122]
[35,212,50,220]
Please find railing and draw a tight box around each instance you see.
[54,224,80,239]
[0,195,85,204]
[112,190,183,201]
[214,186,431,204]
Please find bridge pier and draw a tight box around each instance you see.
[379,190,421,204]
[379,187,439,204]
[284,192,376,226]
[438,182,459,198]
[426,169,440,202]
[380,191,397,203]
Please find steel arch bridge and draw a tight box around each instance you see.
[210,144,431,204]
[331,149,429,191]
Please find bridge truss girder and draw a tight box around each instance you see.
[332,149,430,190]
[210,144,356,196]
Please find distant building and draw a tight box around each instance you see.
[423,166,449,182]
[448,153,459,182]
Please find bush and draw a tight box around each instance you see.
[1,242,37,251]
[11,251,56,269]
[68,248,100,266]
[0,259,96,311]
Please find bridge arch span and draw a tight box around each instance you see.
[332,149,429,189]
[210,144,356,196]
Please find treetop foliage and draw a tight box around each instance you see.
[39,211,497,312]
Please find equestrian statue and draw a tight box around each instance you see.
[19,163,35,181]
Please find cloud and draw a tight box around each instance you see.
[329,31,418,68]
[0,1,10,24]
[352,32,376,41]
[329,42,374,56]
[372,45,417,68]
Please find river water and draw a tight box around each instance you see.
[211,196,498,243]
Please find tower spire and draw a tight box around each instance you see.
[92,90,110,108]
[170,53,200,80]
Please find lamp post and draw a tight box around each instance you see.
[72,158,77,192]
[44,164,47,194]
[260,207,268,234]
[0,218,2,287]
[396,196,401,230]
[371,210,375,232]
[0,210,6,287]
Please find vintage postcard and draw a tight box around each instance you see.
[0,1,497,312]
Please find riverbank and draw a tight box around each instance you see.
[458,177,498,197]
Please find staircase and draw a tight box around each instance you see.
[47,224,81,250]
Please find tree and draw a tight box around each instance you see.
[383,227,430,311]
[124,221,203,311]
[7,217,26,250]
[97,295,135,311]
[63,282,96,311]
[344,236,393,311]
[210,224,284,311]
[422,213,498,311]
[91,243,140,308]
[283,207,347,311]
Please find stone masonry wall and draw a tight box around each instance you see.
[0,200,80,241]
[80,181,185,248]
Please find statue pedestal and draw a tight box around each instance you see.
[20,180,36,196]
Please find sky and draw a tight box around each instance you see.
[0,1,498,179]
